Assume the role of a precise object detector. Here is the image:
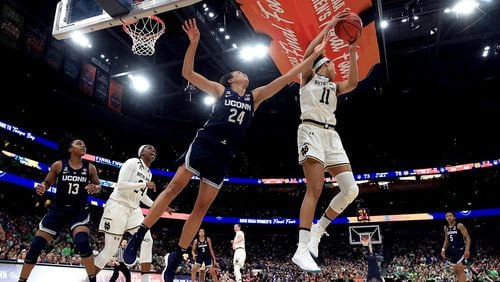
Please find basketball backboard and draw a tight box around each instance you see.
[52,0,201,40]
[349,225,382,245]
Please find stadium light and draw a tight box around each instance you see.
[239,44,268,61]
[204,95,216,106]
[71,31,92,48]
[128,74,150,93]
[452,0,479,15]
[380,20,389,29]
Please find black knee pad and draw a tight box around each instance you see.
[25,236,48,264]
[74,232,92,258]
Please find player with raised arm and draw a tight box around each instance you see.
[123,18,327,282]
[292,11,361,272]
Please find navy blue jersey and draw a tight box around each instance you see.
[366,254,381,278]
[197,88,254,152]
[53,160,90,208]
[197,238,209,256]
[446,223,465,249]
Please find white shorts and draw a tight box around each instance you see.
[98,200,144,236]
[297,123,350,167]
[233,248,246,267]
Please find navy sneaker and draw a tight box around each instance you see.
[161,251,181,282]
[123,232,143,265]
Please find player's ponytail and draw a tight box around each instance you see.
[219,72,234,88]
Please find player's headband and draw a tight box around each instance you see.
[138,145,148,158]
[313,57,331,72]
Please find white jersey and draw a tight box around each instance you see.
[233,231,245,249]
[108,158,152,209]
[299,74,338,125]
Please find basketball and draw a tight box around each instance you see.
[334,12,363,44]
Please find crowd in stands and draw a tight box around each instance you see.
[1,198,499,281]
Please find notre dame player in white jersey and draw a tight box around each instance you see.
[95,145,159,282]
[231,224,246,282]
[292,11,362,272]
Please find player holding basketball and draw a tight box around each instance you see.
[292,11,361,272]
[191,228,219,282]
[441,212,471,282]
[231,224,246,282]
[95,145,162,282]
[18,139,101,282]
[123,18,326,282]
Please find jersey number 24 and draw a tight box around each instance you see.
[228,108,245,125]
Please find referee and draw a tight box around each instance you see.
[110,239,131,282]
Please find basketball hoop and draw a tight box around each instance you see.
[360,233,373,253]
[123,15,165,56]
[360,234,371,247]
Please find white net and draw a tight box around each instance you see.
[123,16,165,56]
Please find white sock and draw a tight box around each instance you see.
[318,215,331,230]
[299,229,310,245]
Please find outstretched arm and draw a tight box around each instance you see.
[302,12,350,81]
[337,40,359,95]
[181,19,225,97]
[252,40,327,110]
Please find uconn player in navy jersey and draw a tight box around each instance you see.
[292,12,361,272]
[191,229,219,282]
[124,18,326,282]
[19,139,101,282]
[441,212,471,282]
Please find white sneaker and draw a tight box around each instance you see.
[307,223,329,258]
[292,243,321,272]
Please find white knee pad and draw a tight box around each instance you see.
[329,171,359,213]
[139,230,153,264]
[95,233,121,269]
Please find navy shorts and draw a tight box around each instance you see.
[39,205,90,236]
[448,247,466,264]
[177,137,232,189]
[195,254,213,268]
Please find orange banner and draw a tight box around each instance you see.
[108,79,123,113]
[236,0,380,82]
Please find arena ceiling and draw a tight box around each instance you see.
[3,0,500,175]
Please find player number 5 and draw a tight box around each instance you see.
[228,108,245,125]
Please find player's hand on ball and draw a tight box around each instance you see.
[36,183,47,196]
[146,181,156,192]
[349,37,360,48]
[327,11,350,29]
